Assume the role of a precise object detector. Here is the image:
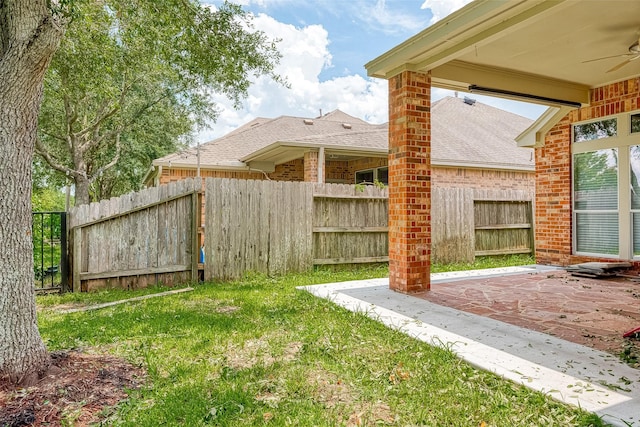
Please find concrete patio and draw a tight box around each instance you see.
[300,266,640,427]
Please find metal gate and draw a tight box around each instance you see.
[32,211,68,293]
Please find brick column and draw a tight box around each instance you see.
[304,151,319,182]
[388,70,431,293]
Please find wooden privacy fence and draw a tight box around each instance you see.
[431,187,534,264]
[312,183,388,266]
[204,178,388,281]
[68,178,202,291]
[67,178,532,290]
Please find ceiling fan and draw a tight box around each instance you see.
[583,37,640,73]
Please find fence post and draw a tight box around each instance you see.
[191,190,199,283]
[60,212,69,292]
[72,226,82,292]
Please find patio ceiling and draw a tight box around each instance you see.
[366,0,640,108]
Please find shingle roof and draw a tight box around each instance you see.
[153,98,534,170]
[431,97,535,170]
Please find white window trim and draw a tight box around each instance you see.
[572,112,639,259]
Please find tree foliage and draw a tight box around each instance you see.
[36,0,283,204]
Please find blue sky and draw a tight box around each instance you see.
[199,0,547,142]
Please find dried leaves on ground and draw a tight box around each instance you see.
[0,351,144,427]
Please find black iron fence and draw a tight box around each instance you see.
[32,211,68,292]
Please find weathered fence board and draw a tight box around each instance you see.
[431,188,475,264]
[69,178,201,291]
[312,184,388,265]
[431,188,534,263]
[69,176,533,289]
[474,200,533,256]
[203,180,388,280]
[204,179,314,280]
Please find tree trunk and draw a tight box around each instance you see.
[0,1,64,384]
[74,174,91,206]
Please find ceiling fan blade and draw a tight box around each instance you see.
[582,53,633,64]
[607,57,634,73]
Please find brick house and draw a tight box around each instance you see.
[365,0,640,292]
[144,97,534,195]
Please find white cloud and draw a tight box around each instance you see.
[420,0,473,24]
[359,0,430,35]
[197,2,545,144]
[199,13,388,142]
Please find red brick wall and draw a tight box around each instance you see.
[269,160,305,181]
[535,77,640,266]
[387,70,432,293]
[433,167,534,192]
[325,160,351,183]
[158,159,305,185]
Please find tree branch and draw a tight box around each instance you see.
[90,90,172,150]
[75,72,136,151]
[35,137,82,179]
[35,138,85,177]
[39,129,67,143]
[88,133,122,184]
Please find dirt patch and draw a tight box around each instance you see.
[307,368,396,425]
[225,338,302,370]
[0,351,144,427]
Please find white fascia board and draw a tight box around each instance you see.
[516,106,572,148]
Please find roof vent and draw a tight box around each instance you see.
[463,96,476,106]
[303,119,314,125]
[342,123,352,129]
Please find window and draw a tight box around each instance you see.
[377,167,388,185]
[632,114,640,134]
[355,169,374,184]
[572,112,640,259]
[573,118,617,142]
[632,145,640,255]
[355,166,388,185]
[573,149,618,255]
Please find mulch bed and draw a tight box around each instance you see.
[0,351,144,427]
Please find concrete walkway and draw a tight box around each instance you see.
[299,266,640,427]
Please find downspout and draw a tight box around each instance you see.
[318,147,325,183]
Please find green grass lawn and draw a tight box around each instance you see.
[36,260,605,426]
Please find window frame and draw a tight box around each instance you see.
[354,166,388,185]
[571,112,637,259]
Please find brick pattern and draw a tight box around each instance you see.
[387,70,432,293]
[433,167,534,191]
[535,77,640,267]
[325,160,351,183]
[158,160,306,185]
[304,151,319,182]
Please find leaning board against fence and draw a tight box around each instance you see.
[68,178,202,291]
